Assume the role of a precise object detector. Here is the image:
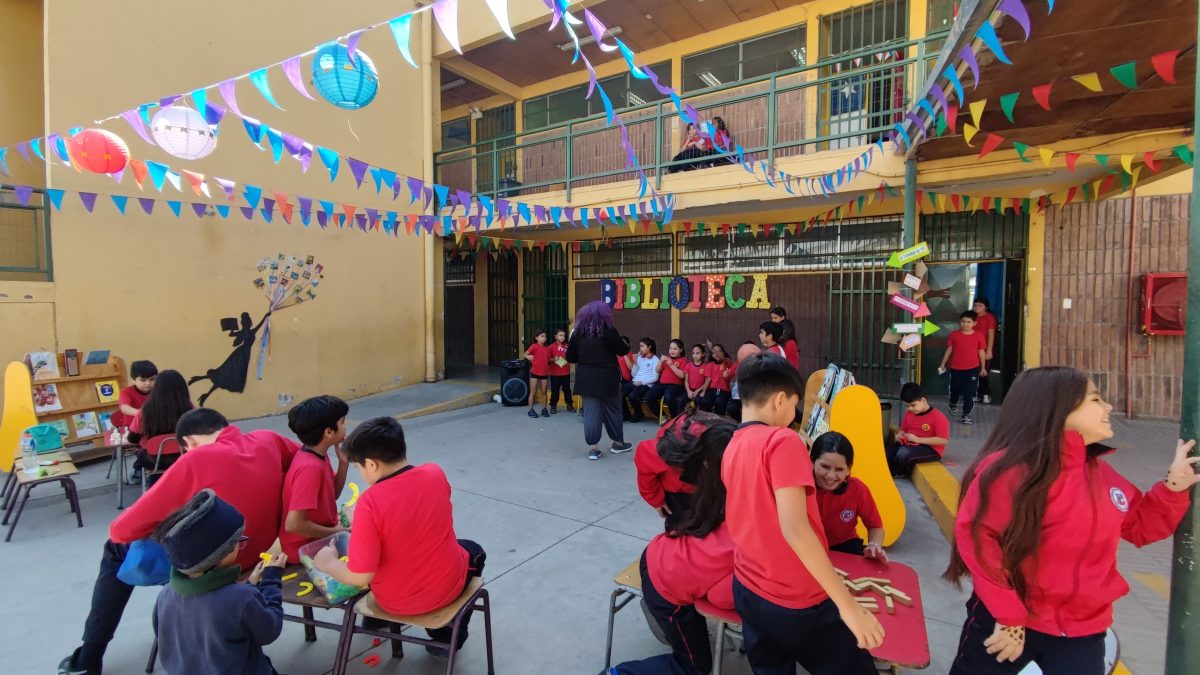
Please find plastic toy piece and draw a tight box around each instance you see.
[282,573,298,581]
[297,582,314,597]
[260,553,273,563]
[345,482,361,507]
[362,654,381,668]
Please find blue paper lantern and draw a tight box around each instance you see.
[311,43,379,110]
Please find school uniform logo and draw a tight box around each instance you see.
[1109,487,1129,512]
[839,508,856,523]
[920,423,931,432]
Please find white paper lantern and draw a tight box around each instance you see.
[151,106,217,160]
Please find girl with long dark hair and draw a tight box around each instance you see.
[945,366,1197,674]
[770,306,800,370]
[608,411,737,675]
[130,369,195,473]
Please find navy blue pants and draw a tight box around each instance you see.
[698,389,731,415]
[647,384,686,419]
[732,578,876,675]
[611,551,712,675]
[950,594,1105,674]
[886,442,942,477]
[949,368,979,415]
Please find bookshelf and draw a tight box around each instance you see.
[28,353,127,463]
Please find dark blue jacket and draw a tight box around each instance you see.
[153,566,283,674]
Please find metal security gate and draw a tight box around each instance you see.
[523,247,569,343]
[826,257,906,397]
[443,254,475,367]
[487,251,519,366]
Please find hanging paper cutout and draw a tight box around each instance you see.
[110,194,128,213]
[281,56,315,100]
[1151,50,1179,84]
[999,93,1019,123]
[145,161,169,191]
[978,133,1004,159]
[432,0,462,53]
[121,110,156,146]
[968,100,987,128]
[218,79,243,118]
[388,15,418,68]
[249,68,284,110]
[1031,83,1053,111]
[975,23,1011,64]
[138,197,155,214]
[1109,61,1138,89]
[78,192,97,213]
[1072,72,1103,92]
[997,0,1032,41]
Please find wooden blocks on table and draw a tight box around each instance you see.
[837,569,912,615]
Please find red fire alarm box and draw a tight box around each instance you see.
[1139,273,1187,335]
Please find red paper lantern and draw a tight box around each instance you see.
[69,129,129,174]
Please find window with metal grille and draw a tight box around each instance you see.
[682,27,807,93]
[0,187,51,281]
[921,211,1027,261]
[822,0,909,57]
[680,217,902,273]
[522,62,671,131]
[444,253,475,286]
[573,234,673,279]
[441,117,471,150]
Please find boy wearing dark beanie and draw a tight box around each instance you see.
[153,489,287,675]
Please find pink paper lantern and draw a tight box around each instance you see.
[69,129,129,174]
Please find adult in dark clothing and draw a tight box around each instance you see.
[567,300,633,461]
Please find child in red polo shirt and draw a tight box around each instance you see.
[722,353,882,674]
[887,382,951,477]
[114,360,158,430]
[313,417,485,657]
[682,344,711,411]
[635,411,724,532]
[698,343,734,416]
[811,432,887,559]
[280,395,350,560]
[610,412,737,675]
[548,328,576,414]
[939,310,988,425]
[525,329,552,418]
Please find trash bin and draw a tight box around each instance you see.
[499,359,530,407]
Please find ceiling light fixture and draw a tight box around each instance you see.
[558,26,623,51]
[697,71,722,88]
[440,78,467,92]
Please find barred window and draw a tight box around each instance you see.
[573,234,673,279]
[444,254,475,286]
[921,211,1027,261]
[679,217,901,273]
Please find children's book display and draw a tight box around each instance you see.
[19,351,128,460]
[803,363,856,441]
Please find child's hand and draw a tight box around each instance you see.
[839,604,885,649]
[1164,439,1200,492]
[864,542,889,562]
[980,367,988,377]
[265,552,287,568]
[248,560,267,586]
[313,542,339,570]
[984,623,1025,662]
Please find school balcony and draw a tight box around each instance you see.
[432,0,952,218]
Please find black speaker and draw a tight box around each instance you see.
[500,359,530,406]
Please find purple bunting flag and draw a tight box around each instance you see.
[281,56,315,100]
[218,80,243,118]
[138,197,155,215]
[347,157,369,188]
[346,30,365,66]
[121,110,157,146]
[192,203,208,217]
[432,0,462,53]
[78,191,97,212]
[240,207,255,220]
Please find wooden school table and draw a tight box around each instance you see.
[829,551,930,671]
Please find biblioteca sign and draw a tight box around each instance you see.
[600,274,770,311]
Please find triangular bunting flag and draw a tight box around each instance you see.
[78,192,97,213]
[388,15,418,69]
[1013,141,1031,162]
[1120,154,1134,175]
[1109,61,1138,89]
[139,197,155,215]
[1095,154,1109,168]
[1151,50,1180,84]
[249,68,284,110]
[1031,82,1053,110]
[975,22,1012,64]
[979,133,1004,159]
[999,92,1019,123]
[166,200,182,217]
[1039,147,1054,167]
[431,0,462,53]
[1072,73,1103,92]
[1143,152,1160,173]
[1064,152,1080,171]
[145,161,169,191]
[962,124,979,145]
[968,100,986,128]
[110,194,128,214]
[1174,145,1193,166]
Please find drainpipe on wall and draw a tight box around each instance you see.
[1125,188,1137,419]
[421,11,437,383]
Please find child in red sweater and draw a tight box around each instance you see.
[608,412,737,675]
[525,329,551,418]
[635,411,725,532]
[811,432,887,559]
[946,367,1197,674]
[314,417,486,658]
[887,382,951,477]
[548,328,575,414]
[699,343,734,416]
[681,344,711,411]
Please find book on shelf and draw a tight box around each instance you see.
[98,411,115,433]
[85,350,111,366]
[71,411,101,437]
[64,349,81,376]
[26,351,60,380]
[33,383,63,414]
[47,419,71,439]
[95,380,120,404]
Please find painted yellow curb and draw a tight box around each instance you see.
[393,386,500,421]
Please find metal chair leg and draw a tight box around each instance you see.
[330,605,358,675]
[5,485,29,541]
[480,590,495,675]
[713,621,727,675]
[145,636,158,673]
[604,587,624,669]
[302,606,317,642]
[2,467,17,507]
[67,479,83,528]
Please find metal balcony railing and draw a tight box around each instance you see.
[434,33,947,202]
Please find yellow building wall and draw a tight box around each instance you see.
[25,0,433,418]
[0,0,45,189]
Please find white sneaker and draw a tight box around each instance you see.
[982,395,992,404]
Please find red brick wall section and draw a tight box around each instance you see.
[1041,195,1188,419]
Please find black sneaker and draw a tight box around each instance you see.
[527,409,538,419]
[541,408,550,418]
[949,403,959,414]
[961,415,974,425]
[550,406,558,415]
[425,645,450,661]
[610,442,633,454]
[588,448,602,460]
[58,655,98,675]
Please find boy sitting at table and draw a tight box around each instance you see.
[312,417,486,658]
[279,395,350,560]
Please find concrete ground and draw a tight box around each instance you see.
[6,386,969,675]
[917,395,1183,675]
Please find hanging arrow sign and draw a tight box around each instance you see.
[899,333,922,351]
[886,241,931,268]
[892,320,940,335]
[921,319,939,335]
[890,294,921,313]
